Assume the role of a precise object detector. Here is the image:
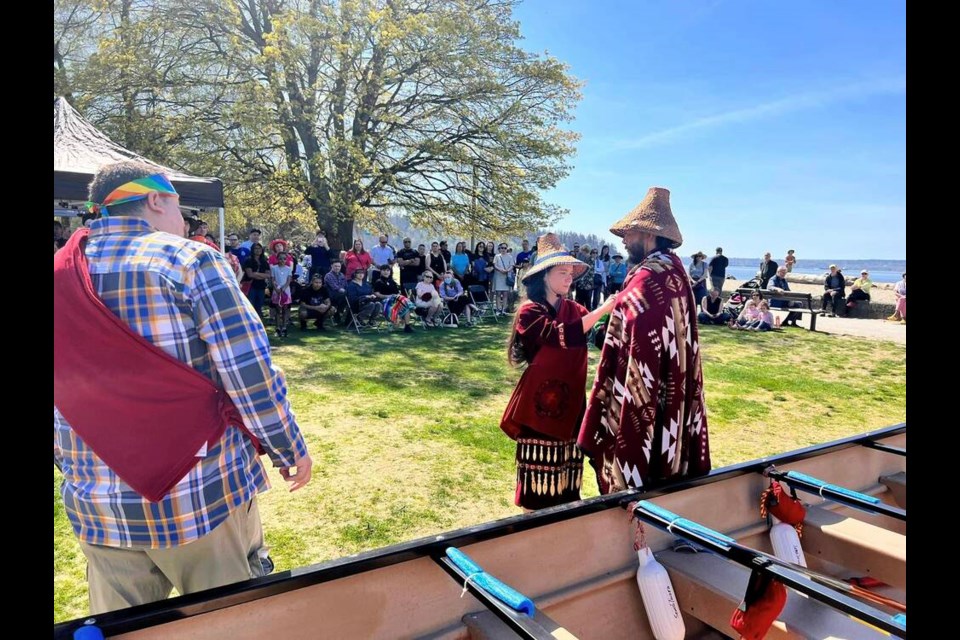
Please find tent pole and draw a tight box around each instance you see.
[218,208,225,249]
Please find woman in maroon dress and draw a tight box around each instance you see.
[501,233,617,510]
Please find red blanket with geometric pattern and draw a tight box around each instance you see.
[578,250,711,493]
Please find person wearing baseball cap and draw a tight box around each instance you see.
[844,269,874,315]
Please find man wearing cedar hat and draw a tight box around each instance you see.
[53,160,313,614]
[578,187,711,494]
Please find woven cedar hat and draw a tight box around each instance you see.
[609,187,683,248]
[522,233,588,283]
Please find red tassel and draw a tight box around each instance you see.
[730,570,787,640]
[761,481,806,527]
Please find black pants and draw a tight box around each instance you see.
[821,292,845,315]
[843,289,870,315]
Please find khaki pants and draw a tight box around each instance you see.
[80,498,266,614]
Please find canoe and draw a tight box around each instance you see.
[54,423,906,639]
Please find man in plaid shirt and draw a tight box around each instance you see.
[54,161,313,614]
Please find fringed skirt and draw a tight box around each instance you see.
[515,432,584,510]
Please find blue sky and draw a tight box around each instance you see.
[512,0,906,260]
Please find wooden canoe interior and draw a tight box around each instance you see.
[101,433,905,640]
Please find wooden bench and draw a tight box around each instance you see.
[735,288,818,331]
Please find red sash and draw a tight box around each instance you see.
[53,229,263,502]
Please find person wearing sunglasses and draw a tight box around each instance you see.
[492,243,516,315]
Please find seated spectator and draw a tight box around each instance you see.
[820,265,846,317]
[298,273,335,331]
[730,298,761,329]
[323,260,349,323]
[844,269,873,315]
[607,253,627,294]
[372,264,417,333]
[438,268,477,326]
[888,272,906,324]
[345,267,379,326]
[743,300,776,331]
[697,289,730,325]
[767,266,803,327]
[415,270,443,326]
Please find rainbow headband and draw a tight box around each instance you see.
[86,174,178,216]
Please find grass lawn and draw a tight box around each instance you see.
[54,319,906,622]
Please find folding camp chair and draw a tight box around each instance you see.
[345,299,384,335]
[467,285,498,323]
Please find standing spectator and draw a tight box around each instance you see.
[450,241,470,281]
[599,244,611,265]
[708,247,729,292]
[323,260,349,322]
[344,239,373,281]
[574,247,596,309]
[758,252,778,288]
[591,248,606,309]
[270,250,293,338]
[515,239,533,265]
[396,237,421,289]
[415,269,443,326]
[492,241,516,314]
[369,234,396,282]
[688,251,709,307]
[416,244,428,281]
[607,253,627,294]
[821,265,846,317]
[345,266,379,326]
[767,266,803,326]
[304,233,332,279]
[698,289,730,325]
[298,274,334,331]
[227,232,251,266]
[470,241,487,264]
[239,228,261,251]
[888,273,906,323]
[439,240,452,264]
[844,269,873,315]
[784,249,797,273]
[571,242,581,257]
[472,248,492,290]
[243,242,270,320]
[425,241,448,277]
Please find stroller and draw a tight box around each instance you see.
[723,276,763,318]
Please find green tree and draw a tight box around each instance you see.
[56,0,581,249]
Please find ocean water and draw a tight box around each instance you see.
[722,266,903,284]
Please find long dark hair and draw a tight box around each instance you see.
[506,270,550,367]
[250,242,268,268]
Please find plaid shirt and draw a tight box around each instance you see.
[54,217,307,548]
